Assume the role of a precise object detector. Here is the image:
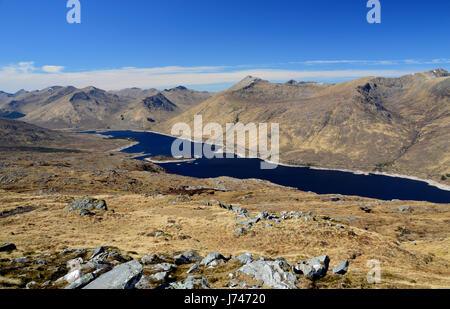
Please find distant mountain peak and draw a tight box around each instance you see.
[142,93,177,112]
[230,75,266,91]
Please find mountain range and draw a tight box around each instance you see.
[0,85,212,130]
[0,69,448,183]
[162,69,450,182]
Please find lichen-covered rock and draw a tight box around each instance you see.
[67,197,107,212]
[83,260,143,289]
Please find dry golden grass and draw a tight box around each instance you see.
[0,149,449,289]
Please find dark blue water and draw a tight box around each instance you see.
[94,130,450,204]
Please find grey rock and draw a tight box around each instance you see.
[182,250,202,263]
[0,243,16,252]
[230,206,249,214]
[398,206,413,213]
[83,260,143,289]
[174,254,190,265]
[187,264,199,274]
[56,270,83,284]
[26,281,38,289]
[249,217,261,224]
[257,212,279,220]
[236,220,253,228]
[200,252,226,266]
[236,260,297,289]
[67,197,107,212]
[168,276,210,289]
[149,272,169,282]
[80,209,95,216]
[12,257,29,264]
[65,273,95,289]
[294,255,330,280]
[235,213,250,219]
[33,258,47,265]
[66,257,84,271]
[83,260,111,271]
[331,260,350,275]
[141,254,163,265]
[90,246,105,260]
[233,227,248,236]
[150,263,177,273]
[237,253,253,264]
[135,276,152,289]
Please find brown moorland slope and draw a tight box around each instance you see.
[161,69,450,184]
[0,117,448,289]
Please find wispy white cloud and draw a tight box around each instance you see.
[42,65,65,73]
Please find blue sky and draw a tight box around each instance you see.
[0,0,449,92]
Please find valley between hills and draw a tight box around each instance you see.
[1,69,449,185]
[0,69,449,289]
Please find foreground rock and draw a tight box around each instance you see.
[83,260,143,289]
[294,255,330,280]
[235,260,297,289]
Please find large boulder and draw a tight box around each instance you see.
[83,260,143,289]
[236,260,297,289]
[67,197,108,212]
[294,255,330,280]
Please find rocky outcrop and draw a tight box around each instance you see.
[67,197,108,212]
